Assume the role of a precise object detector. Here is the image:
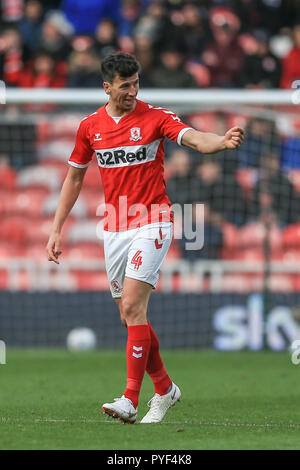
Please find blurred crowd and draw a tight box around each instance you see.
[1,0,300,90]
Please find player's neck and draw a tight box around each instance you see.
[106,100,137,118]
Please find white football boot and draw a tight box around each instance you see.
[140,382,181,424]
[102,395,137,424]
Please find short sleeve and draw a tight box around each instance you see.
[158,109,193,146]
[68,119,94,168]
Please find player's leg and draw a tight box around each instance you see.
[102,278,152,423]
[124,222,181,422]
[101,229,140,423]
[119,277,153,410]
[112,293,181,424]
[146,321,172,395]
[115,297,173,397]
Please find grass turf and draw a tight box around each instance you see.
[0,349,300,450]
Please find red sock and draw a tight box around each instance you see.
[124,324,151,408]
[146,321,172,396]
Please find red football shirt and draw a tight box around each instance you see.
[69,99,193,231]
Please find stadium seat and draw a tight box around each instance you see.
[37,140,75,162]
[221,222,239,249]
[1,188,48,218]
[0,166,17,190]
[282,223,300,248]
[71,271,109,291]
[46,114,81,139]
[0,269,8,289]
[24,218,54,244]
[291,275,300,291]
[80,188,105,217]
[0,216,27,244]
[186,112,217,133]
[219,274,258,293]
[18,166,62,191]
[38,160,68,179]
[43,193,88,218]
[62,242,104,260]
[83,162,102,190]
[237,221,282,250]
[0,242,18,260]
[282,249,300,261]
[227,114,248,130]
[227,247,283,261]
[24,217,73,244]
[67,220,102,244]
[232,248,265,261]
[22,244,48,261]
[269,274,294,293]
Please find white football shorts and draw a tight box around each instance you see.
[103,222,173,298]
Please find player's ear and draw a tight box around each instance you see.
[103,81,111,95]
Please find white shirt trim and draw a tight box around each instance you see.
[112,116,122,124]
[68,160,91,169]
[177,127,193,146]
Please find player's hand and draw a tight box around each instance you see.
[46,232,62,264]
[223,126,245,149]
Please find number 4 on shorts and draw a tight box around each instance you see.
[131,250,142,270]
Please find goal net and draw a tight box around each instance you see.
[1,88,300,351]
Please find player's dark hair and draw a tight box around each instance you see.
[101,52,141,83]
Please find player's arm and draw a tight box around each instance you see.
[46,166,87,264]
[181,126,244,153]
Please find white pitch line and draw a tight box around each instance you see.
[1,417,300,428]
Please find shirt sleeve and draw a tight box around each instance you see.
[68,119,94,168]
[157,108,194,146]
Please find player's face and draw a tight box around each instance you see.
[104,73,139,113]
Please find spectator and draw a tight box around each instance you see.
[202,7,244,87]
[133,33,154,87]
[66,49,101,88]
[237,117,280,168]
[94,18,118,60]
[39,10,73,61]
[240,30,281,89]
[0,0,24,23]
[281,122,300,170]
[280,23,300,89]
[19,50,66,88]
[175,2,211,59]
[19,0,44,53]
[232,0,282,35]
[134,1,176,56]
[61,0,126,36]
[0,25,26,86]
[249,153,300,225]
[178,203,224,261]
[194,156,246,226]
[148,44,197,88]
[166,149,193,206]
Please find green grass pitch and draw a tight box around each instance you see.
[1,349,300,450]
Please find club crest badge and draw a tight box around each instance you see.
[129,127,142,141]
[111,279,121,294]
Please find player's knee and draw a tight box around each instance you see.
[121,298,145,323]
